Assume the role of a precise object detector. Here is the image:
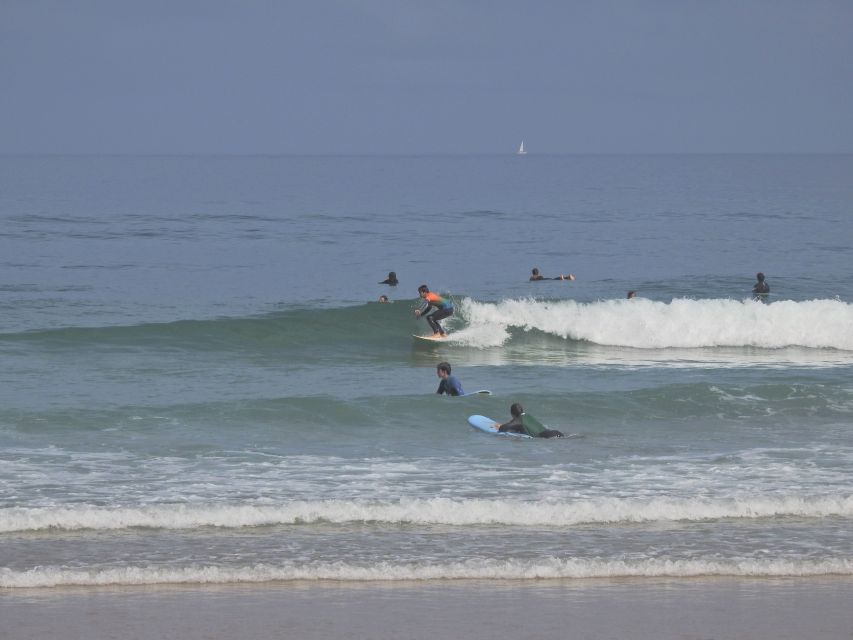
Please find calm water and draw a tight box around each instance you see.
[1,154,852,588]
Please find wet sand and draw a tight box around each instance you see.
[2,577,852,640]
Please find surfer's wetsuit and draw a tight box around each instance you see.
[530,274,574,281]
[436,375,464,396]
[753,280,770,300]
[418,292,453,335]
[498,413,563,438]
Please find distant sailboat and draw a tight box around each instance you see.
[517,140,527,155]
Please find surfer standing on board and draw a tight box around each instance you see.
[435,361,464,396]
[415,284,453,337]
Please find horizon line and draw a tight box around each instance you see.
[2,151,852,158]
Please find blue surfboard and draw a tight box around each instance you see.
[467,414,531,438]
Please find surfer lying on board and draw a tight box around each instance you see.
[529,267,575,281]
[496,403,564,438]
[435,361,464,396]
[415,284,453,337]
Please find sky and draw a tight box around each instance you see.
[1,0,852,154]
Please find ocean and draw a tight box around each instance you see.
[1,153,852,595]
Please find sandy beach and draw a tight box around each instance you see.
[3,577,853,640]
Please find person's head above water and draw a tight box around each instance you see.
[756,272,765,282]
[529,268,545,281]
[378,295,389,303]
[510,402,524,418]
[418,284,429,295]
[436,362,451,377]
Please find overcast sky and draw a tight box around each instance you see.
[2,0,851,154]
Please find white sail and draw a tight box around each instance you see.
[517,140,527,155]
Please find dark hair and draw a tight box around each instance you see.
[531,268,539,275]
[418,284,429,293]
[388,272,396,279]
[756,272,765,282]
[437,362,451,375]
[510,403,523,417]
[627,291,636,299]
[378,295,389,303]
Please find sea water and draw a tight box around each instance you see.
[1,154,852,588]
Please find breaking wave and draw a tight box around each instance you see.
[4,494,853,533]
[5,557,853,588]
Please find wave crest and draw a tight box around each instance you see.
[4,495,852,533]
[4,557,853,588]
[454,297,853,350]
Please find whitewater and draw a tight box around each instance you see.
[453,297,853,350]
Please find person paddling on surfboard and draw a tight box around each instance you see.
[496,403,564,438]
[435,361,464,396]
[529,267,575,281]
[415,284,453,337]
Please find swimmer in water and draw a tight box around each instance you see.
[379,271,398,286]
[752,272,769,300]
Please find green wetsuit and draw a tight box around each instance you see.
[498,413,563,438]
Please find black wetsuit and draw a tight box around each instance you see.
[753,280,769,300]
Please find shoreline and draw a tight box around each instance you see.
[3,576,853,640]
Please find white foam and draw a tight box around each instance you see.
[4,557,853,588]
[457,297,853,351]
[3,494,852,533]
